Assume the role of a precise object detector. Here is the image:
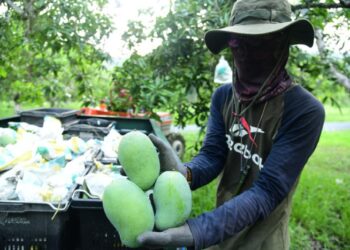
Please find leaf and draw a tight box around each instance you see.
[0,67,7,78]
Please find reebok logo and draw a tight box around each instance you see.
[225,135,264,170]
[230,123,264,138]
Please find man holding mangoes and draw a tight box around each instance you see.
[138,0,325,249]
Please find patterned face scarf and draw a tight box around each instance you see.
[228,33,292,103]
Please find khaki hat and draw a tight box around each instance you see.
[205,0,315,54]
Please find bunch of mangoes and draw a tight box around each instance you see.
[102,131,192,248]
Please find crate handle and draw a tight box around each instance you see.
[45,201,71,221]
[0,201,69,213]
[44,201,69,212]
[72,189,101,200]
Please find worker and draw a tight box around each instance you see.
[138,0,325,249]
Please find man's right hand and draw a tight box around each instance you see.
[149,134,187,177]
[137,223,194,248]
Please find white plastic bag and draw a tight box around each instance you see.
[214,56,233,84]
[40,116,64,141]
[101,129,122,158]
[83,173,114,198]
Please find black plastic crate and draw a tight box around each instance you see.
[0,115,20,128]
[0,201,75,250]
[71,191,151,250]
[0,113,170,250]
[72,206,131,250]
[20,108,79,127]
[70,160,154,250]
[75,114,161,137]
[63,118,117,141]
[0,158,92,250]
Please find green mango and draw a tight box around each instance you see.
[118,131,160,190]
[102,178,155,248]
[153,171,192,230]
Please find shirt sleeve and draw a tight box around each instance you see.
[187,88,325,250]
[185,84,230,190]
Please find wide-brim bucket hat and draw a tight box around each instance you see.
[205,0,315,54]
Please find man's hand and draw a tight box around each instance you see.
[137,223,194,248]
[149,134,187,177]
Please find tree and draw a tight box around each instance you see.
[108,53,173,119]
[0,0,113,108]
[121,0,350,128]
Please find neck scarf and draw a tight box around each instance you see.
[229,34,292,103]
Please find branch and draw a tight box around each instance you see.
[34,2,49,15]
[292,3,350,11]
[329,65,350,92]
[314,29,326,53]
[4,0,24,16]
[315,29,350,92]
[5,0,46,18]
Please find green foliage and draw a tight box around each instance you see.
[11,81,44,105]
[0,0,113,108]
[288,47,346,106]
[108,54,174,117]
[120,0,234,127]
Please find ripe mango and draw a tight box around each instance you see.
[102,178,154,248]
[153,171,192,230]
[118,131,160,190]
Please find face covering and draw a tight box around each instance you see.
[228,33,292,103]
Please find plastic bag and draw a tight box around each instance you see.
[101,129,122,158]
[0,146,34,172]
[83,173,114,198]
[0,166,23,200]
[66,136,87,155]
[36,140,66,161]
[186,85,198,103]
[0,128,17,146]
[214,56,233,84]
[16,170,44,202]
[40,116,64,141]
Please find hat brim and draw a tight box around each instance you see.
[205,19,314,54]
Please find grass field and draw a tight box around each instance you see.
[290,131,350,250]
[325,104,350,122]
[182,130,350,250]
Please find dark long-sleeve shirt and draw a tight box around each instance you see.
[186,84,325,249]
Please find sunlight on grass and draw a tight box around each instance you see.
[324,104,350,122]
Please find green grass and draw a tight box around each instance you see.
[290,131,350,250]
[182,130,350,249]
[324,104,350,122]
[182,131,218,217]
